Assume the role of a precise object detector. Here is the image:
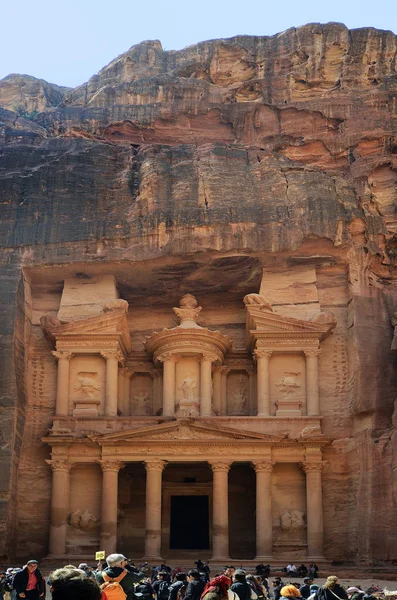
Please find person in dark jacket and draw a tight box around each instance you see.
[95,553,143,600]
[135,578,155,600]
[300,579,314,600]
[230,570,251,600]
[272,579,284,600]
[153,572,171,600]
[184,570,205,600]
[48,568,101,600]
[169,573,187,600]
[316,577,348,600]
[12,561,45,600]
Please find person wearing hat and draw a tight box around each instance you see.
[230,570,252,600]
[300,579,314,599]
[12,561,45,600]
[95,554,143,600]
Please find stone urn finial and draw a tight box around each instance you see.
[173,294,202,328]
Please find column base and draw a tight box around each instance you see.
[144,555,164,562]
[257,413,270,417]
[211,556,230,562]
[254,555,274,561]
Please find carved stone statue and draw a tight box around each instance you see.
[132,391,150,415]
[68,509,100,531]
[243,293,273,312]
[173,294,202,328]
[280,510,305,531]
[73,373,101,399]
[275,372,301,395]
[102,299,129,313]
[178,376,198,401]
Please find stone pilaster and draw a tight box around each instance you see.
[254,349,272,416]
[101,351,122,416]
[52,351,73,416]
[161,356,176,417]
[305,350,321,416]
[200,356,213,417]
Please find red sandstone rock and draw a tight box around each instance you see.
[0,23,397,565]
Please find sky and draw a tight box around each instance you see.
[1,0,397,88]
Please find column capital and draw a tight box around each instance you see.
[145,460,166,472]
[209,461,231,473]
[46,459,72,472]
[52,351,74,361]
[98,460,125,472]
[254,349,273,359]
[157,352,178,363]
[121,367,132,379]
[251,460,274,473]
[201,353,217,362]
[101,350,124,362]
[300,461,325,473]
[304,349,321,358]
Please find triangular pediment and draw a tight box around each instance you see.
[90,420,284,444]
[247,307,330,333]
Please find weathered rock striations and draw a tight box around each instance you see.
[1,22,397,564]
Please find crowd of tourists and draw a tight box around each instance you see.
[0,557,393,600]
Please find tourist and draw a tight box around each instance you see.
[224,568,235,581]
[272,579,284,600]
[12,561,45,600]
[307,566,318,580]
[299,579,313,599]
[184,570,206,600]
[297,567,308,579]
[347,588,364,600]
[307,585,319,600]
[316,577,348,600]
[246,575,263,599]
[230,570,252,600]
[153,572,171,600]
[280,586,302,600]
[135,577,155,600]
[95,554,140,600]
[0,572,12,600]
[201,575,231,600]
[78,563,95,579]
[48,568,101,600]
[168,573,187,600]
[202,565,211,583]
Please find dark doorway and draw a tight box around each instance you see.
[170,496,210,549]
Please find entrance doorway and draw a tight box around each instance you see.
[170,496,210,549]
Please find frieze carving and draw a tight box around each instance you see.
[98,460,125,472]
[73,372,102,398]
[276,372,301,395]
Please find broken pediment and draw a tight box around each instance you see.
[89,419,285,445]
[245,302,336,351]
[41,299,131,354]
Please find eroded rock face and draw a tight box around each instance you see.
[1,22,397,563]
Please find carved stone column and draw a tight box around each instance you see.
[145,460,166,560]
[220,367,229,416]
[252,461,274,560]
[122,368,131,415]
[305,350,320,416]
[162,356,176,417]
[101,351,121,417]
[210,461,231,560]
[200,356,213,417]
[99,460,124,556]
[47,460,71,555]
[52,351,73,416]
[248,369,256,416]
[255,350,272,416]
[302,462,324,558]
[212,367,222,415]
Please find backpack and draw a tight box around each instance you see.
[158,581,170,600]
[101,571,128,600]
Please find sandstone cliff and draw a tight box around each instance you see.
[1,22,397,563]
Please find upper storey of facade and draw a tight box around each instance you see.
[39,271,336,439]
